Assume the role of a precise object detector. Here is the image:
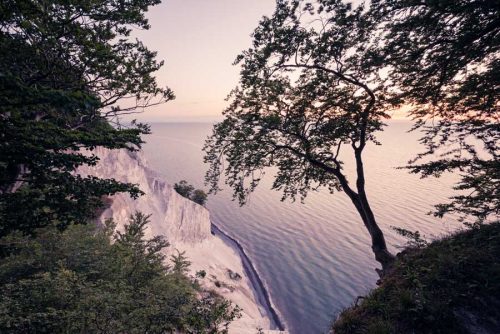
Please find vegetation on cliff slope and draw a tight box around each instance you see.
[174,180,208,206]
[332,222,500,334]
[0,212,240,333]
[0,1,241,332]
[0,0,173,236]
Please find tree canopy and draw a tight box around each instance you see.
[204,0,396,273]
[0,2,244,332]
[0,0,174,236]
[174,180,196,199]
[174,180,208,206]
[204,0,499,274]
[371,0,499,224]
[0,212,240,333]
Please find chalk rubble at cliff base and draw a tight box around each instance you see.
[78,148,286,334]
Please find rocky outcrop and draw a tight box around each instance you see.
[78,148,286,333]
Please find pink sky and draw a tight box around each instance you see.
[130,0,406,122]
[130,0,276,122]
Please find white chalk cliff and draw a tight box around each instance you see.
[78,148,285,334]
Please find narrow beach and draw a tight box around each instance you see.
[211,222,286,331]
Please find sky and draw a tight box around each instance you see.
[129,0,405,123]
[130,0,276,122]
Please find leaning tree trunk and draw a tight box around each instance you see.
[333,169,395,277]
[328,146,396,277]
[353,148,395,277]
[351,192,395,277]
[320,157,395,277]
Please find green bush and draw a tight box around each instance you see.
[191,189,208,206]
[0,212,239,333]
[332,223,500,334]
[174,180,208,206]
[174,180,195,198]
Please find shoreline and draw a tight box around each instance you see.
[211,221,286,332]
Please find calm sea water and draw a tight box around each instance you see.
[142,121,460,334]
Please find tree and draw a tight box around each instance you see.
[188,293,242,334]
[192,189,208,206]
[174,180,195,198]
[171,249,191,275]
[174,180,208,206]
[0,212,240,333]
[204,0,396,274]
[370,0,499,224]
[0,0,174,236]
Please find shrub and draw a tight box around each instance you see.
[174,180,194,198]
[191,189,208,205]
[0,212,239,333]
[174,180,208,206]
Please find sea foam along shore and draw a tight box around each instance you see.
[211,222,287,332]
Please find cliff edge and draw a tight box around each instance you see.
[78,148,285,334]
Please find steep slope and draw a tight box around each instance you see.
[332,223,500,334]
[78,148,286,333]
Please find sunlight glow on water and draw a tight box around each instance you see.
[142,121,461,334]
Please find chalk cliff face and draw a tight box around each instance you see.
[78,148,284,334]
[79,148,210,243]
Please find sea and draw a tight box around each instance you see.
[142,121,461,334]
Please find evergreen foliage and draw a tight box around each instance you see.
[0,212,240,333]
[171,250,192,275]
[0,0,174,236]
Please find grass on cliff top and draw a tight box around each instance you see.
[332,222,500,334]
